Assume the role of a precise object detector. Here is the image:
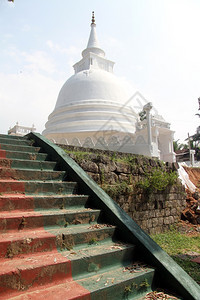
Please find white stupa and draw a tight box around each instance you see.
[43,13,136,140]
[43,12,176,163]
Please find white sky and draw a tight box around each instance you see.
[0,0,199,143]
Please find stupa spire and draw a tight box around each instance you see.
[82,12,105,58]
[91,11,95,25]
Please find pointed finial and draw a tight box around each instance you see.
[91,11,95,25]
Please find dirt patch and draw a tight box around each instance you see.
[176,220,200,236]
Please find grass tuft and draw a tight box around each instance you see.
[151,228,200,284]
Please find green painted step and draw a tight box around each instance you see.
[69,241,136,279]
[0,194,89,211]
[24,181,78,195]
[0,137,31,146]
[49,224,116,250]
[0,134,27,140]
[0,180,77,195]
[6,271,153,300]
[0,143,41,153]
[33,194,90,210]
[0,242,137,293]
[0,225,116,258]
[0,208,101,232]
[77,264,154,300]
[0,245,152,300]
[11,158,57,170]
[4,150,48,161]
[0,168,66,181]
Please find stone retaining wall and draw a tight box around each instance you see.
[60,145,186,234]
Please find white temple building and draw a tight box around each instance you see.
[8,122,36,137]
[43,13,176,163]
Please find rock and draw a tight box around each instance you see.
[104,172,118,185]
[118,173,129,183]
[115,162,131,174]
[87,172,101,183]
[80,160,98,173]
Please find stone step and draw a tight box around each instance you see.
[2,150,48,161]
[10,159,57,171]
[49,224,116,251]
[5,279,91,300]
[0,250,71,298]
[0,149,6,159]
[0,194,89,211]
[0,158,11,168]
[0,229,57,258]
[77,264,154,300]
[0,134,27,140]
[0,180,77,195]
[0,143,41,153]
[0,133,26,140]
[0,168,66,181]
[0,137,31,146]
[3,262,154,300]
[69,241,136,279]
[0,225,116,258]
[0,242,137,299]
[0,208,101,232]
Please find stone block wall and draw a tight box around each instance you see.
[60,145,186,234]
[116,186,185,234]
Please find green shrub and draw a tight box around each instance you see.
[136,168,178,194]
[102,181,134,198]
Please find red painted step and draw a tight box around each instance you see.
[1,280,91,300]
[0,180,77,195]
[0,180,25,194]
[0,150,6,159]
[0,251,71,295]
[0,229,57,258]
[0,251,91,300]
[0,208,101,232]
[0,167,65,181]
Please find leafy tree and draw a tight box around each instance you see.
[173,140,188,152]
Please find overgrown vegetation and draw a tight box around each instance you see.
[64,147,179,199]
[136,168,178,195]
[64,150,92,163]
[151,228,200,284]
[102,181,134,198]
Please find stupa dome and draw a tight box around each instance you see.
[55,69,130,109]
[43,12,136,141]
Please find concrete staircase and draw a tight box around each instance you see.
[0,133,199,300]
